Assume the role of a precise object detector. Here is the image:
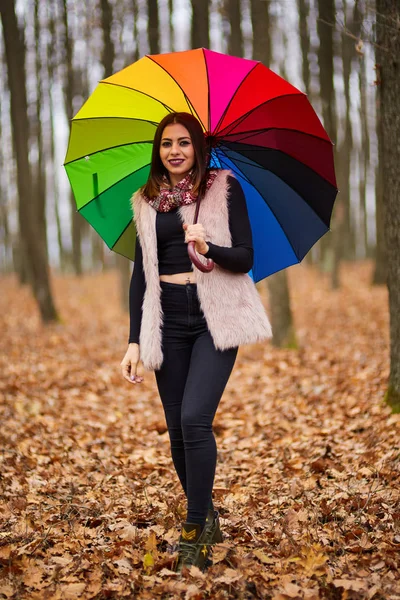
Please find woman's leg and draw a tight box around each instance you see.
[155,341,192,497]
[181,330,238,530]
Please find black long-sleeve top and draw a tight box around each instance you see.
[128,175,253,344]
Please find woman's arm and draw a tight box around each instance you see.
[128,236,146,345]
[203,175,254,273]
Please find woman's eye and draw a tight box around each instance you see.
[180,141,190,146]
[161,142,171,147]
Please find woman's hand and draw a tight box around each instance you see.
[183,223,209,255]
[120,343,144,384]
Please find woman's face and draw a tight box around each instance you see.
[159,123,195,186]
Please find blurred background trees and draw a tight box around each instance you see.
[1,0,399,410]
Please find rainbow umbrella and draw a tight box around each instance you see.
[63,48,337,282]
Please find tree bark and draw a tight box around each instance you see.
[372,62,387,283]
[60,0,83,275]
[191,0,209,50]
[267,271,297,349]
[376,0,400,411]
[225,0,243,58]
[148,0,160,55]
[168,0,175,52]
[34,0,49,263]
[316,0,338,278]
[1,0,58,321]
[358,33,370,260]
[250,0,270,65]
[297,0,311,95]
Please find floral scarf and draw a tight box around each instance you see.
[143,169,218,212]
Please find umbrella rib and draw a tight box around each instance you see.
[222,139,337,186]
[64,140,154,166]
[69,116,160,125]
[202,48,210,132]
[145,55,207,131]
[212,62,259,133]
[216,147,302,271]
[225,146,339,230]
[221,126,335,149]
[221,146,335,229]
[217,93,332,144]
[99,80,176,113]
[216,147,330,261]
[217,92,302,136]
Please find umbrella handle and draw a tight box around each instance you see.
[188,241,214,272]
[187,181,215,273]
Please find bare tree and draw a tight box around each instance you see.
[372,60,387,284]
[191,0,210,49]
[297,0,311,96]
[100,0,131,311]
[33,0,49,262]
[224,0,243,57]
[375,0,400,412]
[250,0,271,65]
[1,0,58,321]
[316,0,340,285]
[148,0,160,54]
[60,0,84,275]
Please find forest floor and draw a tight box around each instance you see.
[0,260,399,600]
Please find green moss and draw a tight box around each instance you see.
[384,385,400,414]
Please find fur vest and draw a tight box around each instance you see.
[131,169,272,371]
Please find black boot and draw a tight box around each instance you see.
[174,522,210,573]
[205,508,223,544]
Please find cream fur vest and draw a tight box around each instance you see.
[131,169,272,371]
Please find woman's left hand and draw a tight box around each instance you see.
[183,223,209,255]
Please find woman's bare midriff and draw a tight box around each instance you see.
[159,272,197,285]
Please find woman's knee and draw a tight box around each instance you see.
[181,408,213,438]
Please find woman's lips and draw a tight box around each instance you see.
[169,159,184,165]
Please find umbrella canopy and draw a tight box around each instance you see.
[64,48,337,283]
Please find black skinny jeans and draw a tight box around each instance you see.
[155,281,238,530]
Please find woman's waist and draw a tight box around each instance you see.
[159,272,197,285]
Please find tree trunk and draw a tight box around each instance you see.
[61,0,83,275]
[250,0,270,65]
[316,0,338,277]
[168,0,175,52]
[358,33,370,260]
[372,63,387,284]
[100,0,114,74]
[1,0,58,321]
[250,1,295,349]
[225,0,243,58]
[376,0,400,412]
[297,0,311,95]
[132,0,140,61]
[100,0,130,301]
[267,271,297,349]
[191,0,209,50]
[147,0,160,55]
[47,3,66,271]
[34,0,49,263]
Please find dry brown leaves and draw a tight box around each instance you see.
[0,260,399,600]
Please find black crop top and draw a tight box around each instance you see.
[128,175,253,344]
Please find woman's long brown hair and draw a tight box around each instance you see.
[142,112,209,199]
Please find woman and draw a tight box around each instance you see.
[120,112,272,573]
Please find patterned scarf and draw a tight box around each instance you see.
[143,169,218,212]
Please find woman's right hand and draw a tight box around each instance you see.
[120,343,144,384]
